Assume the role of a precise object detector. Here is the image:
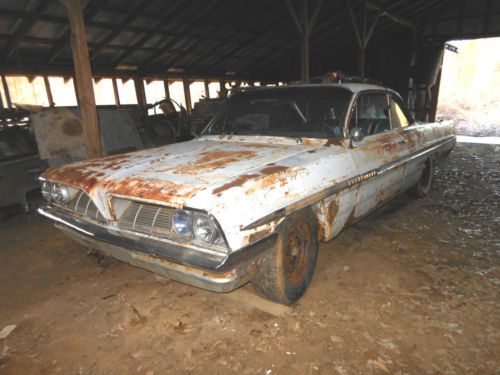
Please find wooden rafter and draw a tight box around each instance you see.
[44,0,110,64]
[90,0,153,61]
[111,0,190,68]
[1,0,52,63]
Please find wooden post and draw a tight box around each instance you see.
[204,80,210,99]
[134,77,147,108]
[219,80,226,98]
[163,79,170,99]
[1,75,12,108]
[112,78,120,107]
[43,76,54,106]
[59,0,102,159]
[72,74,80,107]
[285,0,324,82]
[183,78,192,114]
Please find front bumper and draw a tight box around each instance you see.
[38,205,276,292]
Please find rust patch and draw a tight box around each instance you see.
[324,138,344,147]
[317,221,324,241]
[260,165,289,175]
[247,227,274,244]
[172,150,257,174]
[301,139,325,146]
[212,174,262,195]
[61,118,83,136]
[327,200,339,226]
[107,177,196,204]
[237,143,275,149]
[345,206,357,225]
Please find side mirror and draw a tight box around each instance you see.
[349,127,364,148]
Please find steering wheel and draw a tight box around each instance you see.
[366,120,380,135]
[316,121,336,134]
[316,121,342,137]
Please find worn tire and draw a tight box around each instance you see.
[408,158,433,198]
[251,209,319,305]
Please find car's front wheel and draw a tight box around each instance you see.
[251,208,318,305]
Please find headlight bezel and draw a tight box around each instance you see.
[171,208,226,248]
[40,179,78,206]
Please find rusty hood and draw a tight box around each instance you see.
[42,136,329,208]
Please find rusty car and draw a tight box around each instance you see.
[38,84,455,304]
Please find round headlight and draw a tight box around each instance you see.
[41,181,52,202]
[172,210,193,237]
[52,184,70,204]
[193,213,219,244]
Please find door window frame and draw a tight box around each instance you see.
[346,90,390,137]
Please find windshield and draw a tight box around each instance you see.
[203,87,351,139]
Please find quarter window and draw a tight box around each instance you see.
[389,97,410,128]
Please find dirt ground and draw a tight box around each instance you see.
[0,142,498,375]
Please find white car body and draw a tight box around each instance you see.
[39,84,455,293]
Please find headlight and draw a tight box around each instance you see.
[41,181,74,205]
[52,184,70,204]
[172,210,193,237]
[193,213,219,244]
[41,181,52,202]
[171,209,223,246]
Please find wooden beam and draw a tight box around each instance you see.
[73,75,80,106]
[1,0,51,63]
[1,75,12,109]
[219,80,226,98]
[60,0,102,159]
[204,81,210,99]
[284,0,324,81]
[111,1,187,68]
[366,1,414,29]
[90,0,151,61]
[112,78,120,107]
[43,76,54,106]
[163,79,170,99]
[183,79,192,114]
[44,0,109,64]
[134,78,147,108]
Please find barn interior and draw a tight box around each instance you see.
[0,0,499,373]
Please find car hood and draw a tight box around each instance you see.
[42,136,328,207]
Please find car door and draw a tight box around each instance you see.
[387,94,425,191]
[347,91,408,220]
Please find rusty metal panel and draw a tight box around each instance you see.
[32,107,143,166]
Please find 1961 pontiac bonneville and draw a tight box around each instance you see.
[38,84,455,304]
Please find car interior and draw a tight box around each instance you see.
[349,93,391,136]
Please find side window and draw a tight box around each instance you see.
[389,97,410,128]
[348,93,390,136]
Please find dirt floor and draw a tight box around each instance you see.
[0,142,498,375]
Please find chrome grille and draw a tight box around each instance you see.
[118,201,175,235]
[65,190,104,222]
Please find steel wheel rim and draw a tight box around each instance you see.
[283,220,311,284]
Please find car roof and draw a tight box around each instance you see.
[234,83,393,95]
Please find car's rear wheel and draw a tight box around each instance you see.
[251,209,318,305]
[408,158,433,198]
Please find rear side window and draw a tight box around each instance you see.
[389,97,410,128]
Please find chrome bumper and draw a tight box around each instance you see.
[38,205,276,292]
